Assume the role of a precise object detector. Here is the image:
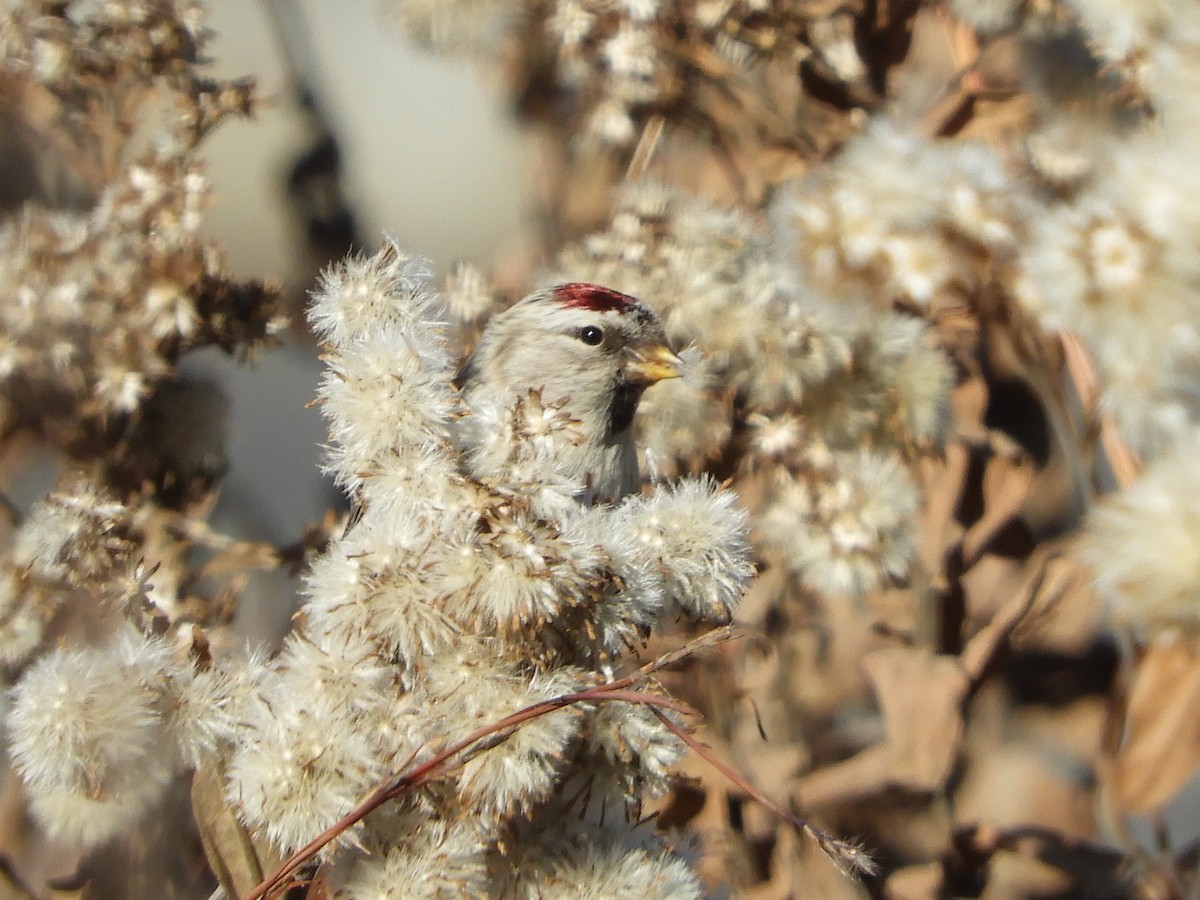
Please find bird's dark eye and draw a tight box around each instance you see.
[578,325,604,346]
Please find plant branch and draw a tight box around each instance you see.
[650,708,878,878]
[244,628,742,900]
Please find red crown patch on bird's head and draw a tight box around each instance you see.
[553,283,641,313]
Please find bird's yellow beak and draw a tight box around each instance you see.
[625,345,684,385]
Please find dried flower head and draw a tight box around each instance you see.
[8,629,177,846]
[220,241,753,896]
[760,450,920,597]
[772,120,1023,314]
[1016,124,1200,456]
[1081,431,1200,634]
[0,2,282,447]
[386,0,910,151]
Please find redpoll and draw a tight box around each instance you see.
[457,283,682,504]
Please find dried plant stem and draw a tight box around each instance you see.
[245,629,745,900]
[648,709,878,877]
[625,115,665,182]
[246,689,684,898]
[917,7,982,138]
[1060,330,1141,488]
[959,547,1072,688]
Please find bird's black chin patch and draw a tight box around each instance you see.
[608,381,645,435]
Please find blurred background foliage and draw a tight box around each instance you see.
[2,0,1200,897]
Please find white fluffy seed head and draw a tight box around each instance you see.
[435,501,610,635]
[308,240,441,351]
[513,836,703,900]
[1081,432,1200,634]
[614,477,754,623]
[13,483,130,583]
[8,629,176,846]
[336,816,489,899]
[168,647,269,769]
[225,670,388,853]
[761,451,920,597]
[302,534,462,669]
[585,700,686,805]
[308,241,458,493]
[316,321,457,492]
[454,668,590,820]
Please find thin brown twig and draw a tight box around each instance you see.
[625,115,665,183]
[244,628,742,900]
[649,708,878,878]
[1060,330,1141,488]
[246,688,691,899]
[958,546,1069,689]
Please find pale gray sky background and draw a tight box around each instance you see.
[202,0,531,276]
[187,1,531,638]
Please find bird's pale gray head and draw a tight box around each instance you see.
[460,283,680,434]
[457,283,681,502]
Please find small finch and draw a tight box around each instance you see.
[457,283,682,504]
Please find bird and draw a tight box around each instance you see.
[456,282,682,504]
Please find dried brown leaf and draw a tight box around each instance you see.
[959,549,1073,686]
[1061,331,1140,489]
[1107,637,1200,814]
[737,826,869,900]
[951,365,990,440]
[191,764,280,900]
[793,744,895,809]
[955,743,1095,839]
[884,861,944,900]
[962,452,1035,567]
[865,647,967,791]
[794,647,966,805]
[981,848,1074,899]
